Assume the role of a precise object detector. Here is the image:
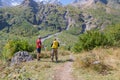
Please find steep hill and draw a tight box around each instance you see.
[0,0,67,36]
[0,0,120,36]
[0,1,120,79]
[0,0,120,54]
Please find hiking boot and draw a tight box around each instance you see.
[37,58,40,61]
[52,59,54,62]
[56,60,58,63]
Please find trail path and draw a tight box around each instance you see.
[53,62,74,80]
[53,55,75,80]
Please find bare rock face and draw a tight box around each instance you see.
[72,0,120,10]
[21,0,37,7]
[11,51,33,66]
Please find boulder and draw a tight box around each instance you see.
[11,51,33,66]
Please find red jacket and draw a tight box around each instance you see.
[36,39,42,48]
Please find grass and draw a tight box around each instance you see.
[0,47,120,80]
[0,50,72,80]
[73,69,120,80]
[0,60,54,80]
[73,48,120,80]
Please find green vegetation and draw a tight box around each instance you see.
[74,30,114,52]
[66,25,82,35]
[0,1,120,61]
[0,4,67,37]
[2,39,35,60]
[42,31,78,51]
[85,3,120,27]
[1,3,120,59]
[0,1,120,80]
[104,23,120,46]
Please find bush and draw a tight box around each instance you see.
[105,24,120,47]
[74,30,114,52]
[2,39,35,60]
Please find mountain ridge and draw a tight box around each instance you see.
[0,0,120,37]
[0,0,120,10]
[0,0,62,7]
[71,0,120,10]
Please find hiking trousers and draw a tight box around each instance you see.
[51,48,58,62]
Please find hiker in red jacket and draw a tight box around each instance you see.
[36,36,42,61]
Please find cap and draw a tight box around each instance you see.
[38,35,41,39]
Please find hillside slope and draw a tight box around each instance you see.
[0,0,120,37]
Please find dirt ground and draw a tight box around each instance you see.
[53,61,75,80]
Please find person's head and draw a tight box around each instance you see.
[38,35,41,39]
[54,38,56,41]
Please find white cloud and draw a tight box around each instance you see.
[11,2,20,6]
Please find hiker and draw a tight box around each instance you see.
[36,36,42,61]
[51,38,60,62]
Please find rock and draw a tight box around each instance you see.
[11,51,33,66]
[93,60,100,64]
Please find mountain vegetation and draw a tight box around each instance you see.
[0,0,120,80]
[0,0,120,57]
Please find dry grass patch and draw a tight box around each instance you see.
[32,50,71,59]
[73,48,120,80]
[59,50,71,56]
[74,48,120,75]
[0,59,56,80]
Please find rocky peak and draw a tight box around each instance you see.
[48,0,62,5]
[21,0,38,7]
[72,0,120,5]
[99,0,108,4]
[107,0,120,10]
[72,0,107,4]
[21,0,39,13]
[71,0,120,9]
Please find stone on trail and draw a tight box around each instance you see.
[11,51,33,66]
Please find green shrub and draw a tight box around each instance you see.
[105,24,120,47]
[74,30,114,52]
[2,39,35,60]
[66,25,82,35]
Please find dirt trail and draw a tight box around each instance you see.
[53,61,74,80]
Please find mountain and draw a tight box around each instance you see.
[0,0,62,7]
[0,0,120,59]
[72,0,120,4]
[21,0,38,7]
[1,0,120,8]
[0,0,67,36]
[0,0,120,37]
[71,0,120,9]
[107,0,120,10]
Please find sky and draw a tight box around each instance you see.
[60,0,73,5]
